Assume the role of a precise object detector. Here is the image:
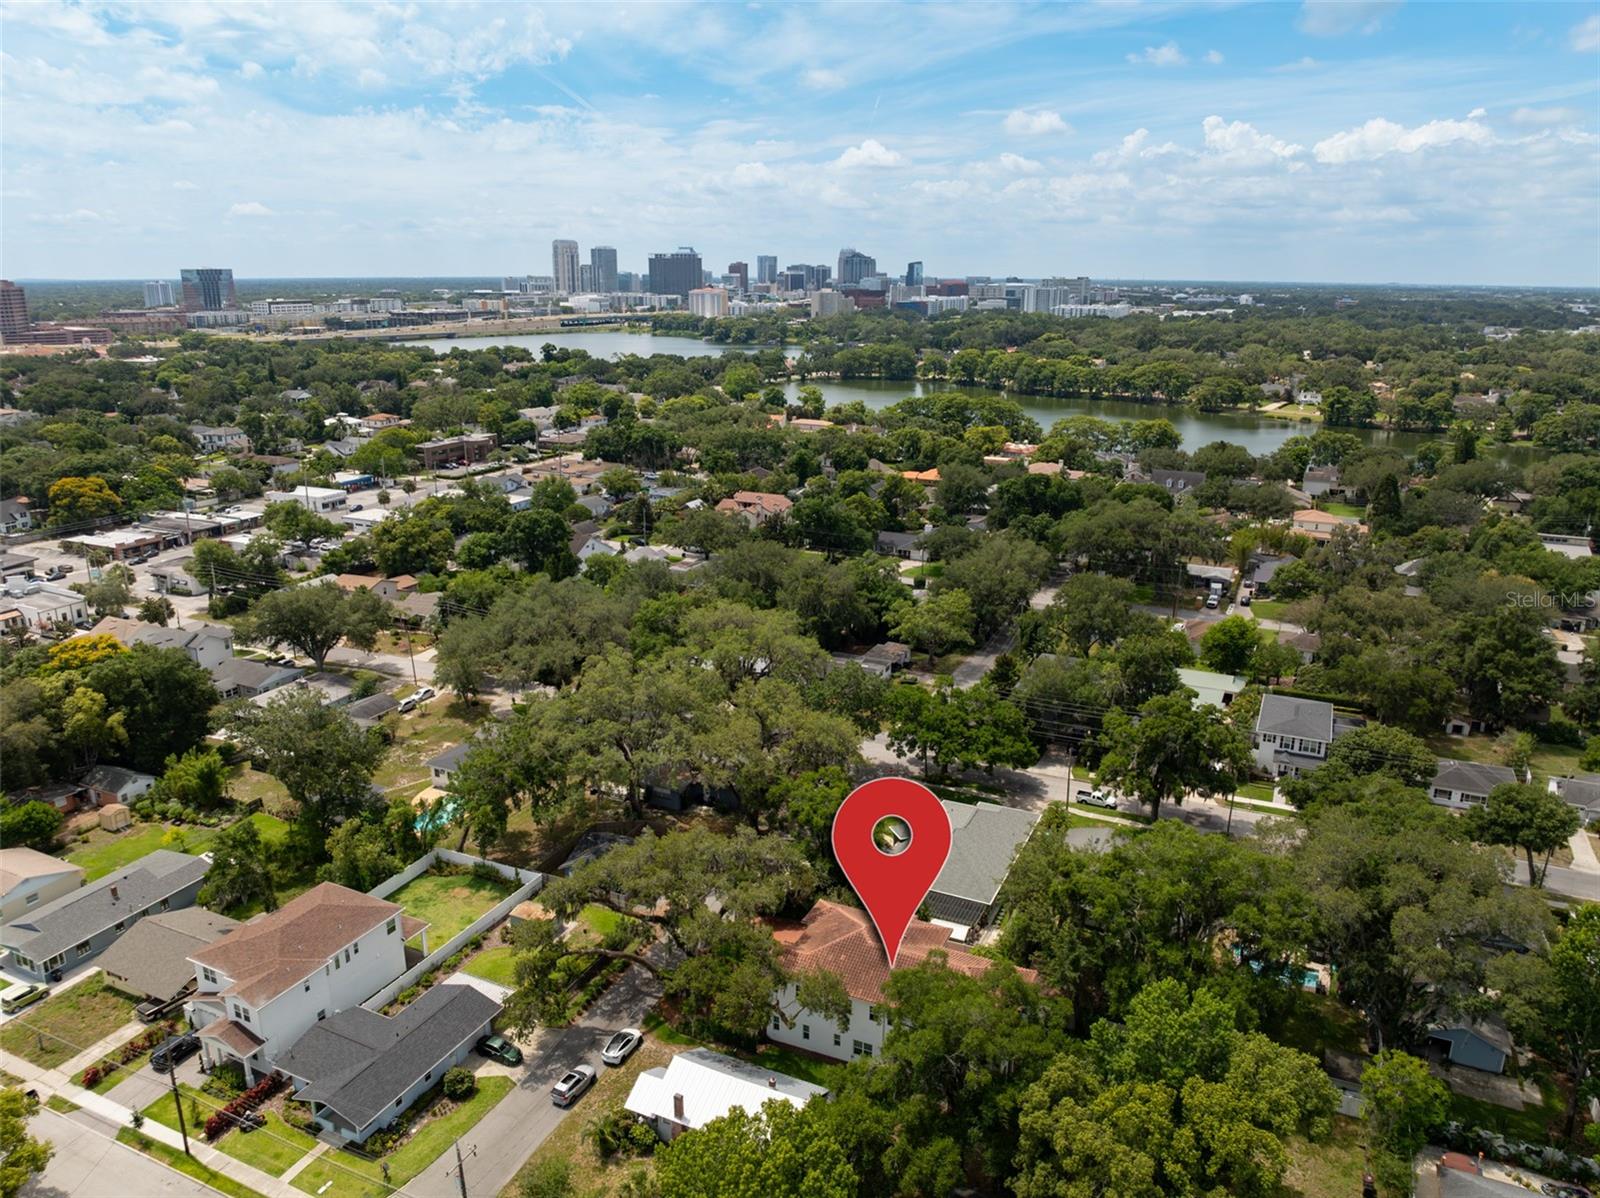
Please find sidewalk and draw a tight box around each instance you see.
[59,1018,144,1078]
[1569,828,1600,874]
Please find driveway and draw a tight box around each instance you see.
[22,1106,220,1198]
[102,1053,205,1116]
[400,952,665,1198]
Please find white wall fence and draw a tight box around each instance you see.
[362,849,543,1011]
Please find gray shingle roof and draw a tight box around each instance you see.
[1255,694,1334,741]
[428,743,472,774]
[81,765,155,795]
[95,908,240,1000]
[930,801,1041,906]
[0,850,209,962]
[276,983,501,1131]
[209,657,301,691]
[1552,774,1600,812]
[1431,759,1516,798]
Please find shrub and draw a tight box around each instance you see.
[202,1072,285,1141]
[201,1060,247,1099]
[519,1158,574,1198]
[442,1067,475,1101]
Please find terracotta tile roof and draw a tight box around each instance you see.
[190,882,401,1006]
[199,1016,265,1056]
[771,899,1036,1004]
[715,491,793,516]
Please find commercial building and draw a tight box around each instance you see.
[0,280,29,341]
[416,432,495,470]
[836,248,876,286]
[552,239,580,295]
[180,268,237,312]
[905,261,923,286]
[0,578,90,632]
[143,280,175,308]
[589,246,618,293]
[756,255,778,284]
[689,287,729,318]
[811,289,851,318]
[648,248,703,300]
[727,261,749,294]
[265,484,349,514]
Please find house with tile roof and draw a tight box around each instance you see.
[186,882,425,1082]
[765,899,1038,1062]
[275,982,500,1143]
[0,849,209,981]
[714,490,793,528]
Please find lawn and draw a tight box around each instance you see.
[0,974,136,1069]
[226,765,289,811]
[388,868,519,950]
[65,821,222,881]
[1237,781,1278,803]
[371,702,489,793]
[141,1081,208,1136]
[117,1130,269,1198]
[1423,733,1586,787]
[463,946,517,987]
[1252,600,1293,622]
[1320,502,1367,519]
[1282,1116,1370,1198]
[290,1075,513,1198]
[215,1109,319,1177]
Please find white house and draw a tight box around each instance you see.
[190,425,251,453]
[767,900,1038,1063]
[1177,667,1247,710]
[187,882,422,1082]
[624,1048,826,1144]
[1429,759,1516,810]
[1252,694,1342,778]
[0,849,84,926]
[265,486,348,515]
[88,617,235,673]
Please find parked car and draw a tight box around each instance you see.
[551,1065,596,1107]
[475,1033,523,1066]
[151,1032,199,1073]
[1238,589,1252,607]
[397,696,418,714]
[349,503,364,512]
[1205,582,1223,609]
[601,1028,643,1066]
[1080,789,1117,809]
[43,566,68,581]
[413,686,436,703]
[135,996,180,1024]
[0,982,49,1014]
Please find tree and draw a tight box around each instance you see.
[1465,782,1582,888]
[245,582,389,670]
[500,508,576,577]
[1319,722,1438,790]
[223,690,385,848]
[198,818,277,913]
[318,819,404,892]
[59,684,127,768]
[0,1088,52,1198]
[889,589,975,666]
[47,475,121,525]
[1360,1051,1448,1198]
[0,801,62,851]
[261,500,345,552]
[152,747,229,810]
[136,595,176,626]
[933,532,1052,638]
[886,681,1038,778]
[654,1100,857,1198]
[1046,574,1145,654]
[1097,692,1251,818]
[370,511,454,576]
[41,633,126,674]
[86,645,217,773]
[1199,615,1261,675]
[80,565,134,618]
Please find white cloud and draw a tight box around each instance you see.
[803,68,845,92]
[1510,106,1583,127]
[835,138,904,169]
[1572,14,1600,52]
[1003,108,1070,136]
[1204,50,1224,64]
[33,208,102,225]
[996,152,1042,174]
[1314,113,1493,163]
[730,161,777,186]
[356,67,387,89]
[1127,41,1186,67]
[1202,115,1303,162]
[227,201,276,218]
[239,61,264,80]
[1297,1,1401,36]
[172,180,198,190]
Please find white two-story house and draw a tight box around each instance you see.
[186,883,424,1081]
[1252,694,1346,779]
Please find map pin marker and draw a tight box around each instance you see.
[832,777,953,967]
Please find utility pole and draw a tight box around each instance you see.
[448,1142,477,1198]
[168,1054,191,1156]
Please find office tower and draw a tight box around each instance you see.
[179,268,236,311]
[728,261,749,294]
[143,280,175,307]
[617,271,640,293]
[579,263,595,292]
[756,255,777,285]
[814,264,831,287]
[905,261,923,287]
[0,281,29,340]
[589,246,618,293]
[836,248,876,287]
[551,239,580,294]
[647,247,702,300]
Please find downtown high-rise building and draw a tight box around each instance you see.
[589,246,618,293]
[0,280,30,341]
[756,255,778,285]
[727,261,749,294]
[836,248,876,286]
[551,239,580,294]
[179,268,237,311]
[648,248,703,300]
[905,261,924,287]
[143,280,175,307]
[579,263,595,292]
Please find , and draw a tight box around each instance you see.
[600,1027,643,1066]
[550,1064,596,1107]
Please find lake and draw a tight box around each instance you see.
[399,329,1530,460]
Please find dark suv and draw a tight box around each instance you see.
[151,1032,199,1073]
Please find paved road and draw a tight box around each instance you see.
[22,1107,220,1198]
[401,955,665,1198]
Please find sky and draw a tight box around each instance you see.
[2,0,1598,286]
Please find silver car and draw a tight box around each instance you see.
[550,1064,596,1106]
[600,1028,642,1066]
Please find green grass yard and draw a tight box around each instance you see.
[65,822,222,881]
[1252,600,1293,622]
[371,702,489,793]
[215,1109,319,1177]
[0,975,136,1069]
[463,945,517,986]
[290,1076,513,1198]
[1282,1117,1370,1198]
[1320,502,1367,519]
[387,869,519,950]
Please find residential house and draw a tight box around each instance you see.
[1290,509,1367,542]
[1427,1017,1513,1075]
[900,468,941,485]
[0,850,209,981]
[1177,667,1247,709]
[1152,469,1206,497]
[767,900,1038,1062]
[1301,466,1343,498]
[428,743,472,788]
[208,657,303,700]
[1548,775,1600,825]
[1252,694,1344,778]
[574,493,612,520]
[1537,533,1592,560]
[1428,759,1517,810]
[1487,489,1534,516]
[80,765,157,807]
[1282,630,1321,664]
[0,496,32,533]
[855,641,912,679]
[275,983,500,1144]
[357,413,409,435]
[96,908,240,1005]
[624,1048,827,1144]
[875,530,928,562]
[925,801,1041,932]
[0,849,84,925]
[714,491,793,528]
[89,617,235,672]
[187,882,422,1082]
[346,694,399,729]
[190,424,250,453]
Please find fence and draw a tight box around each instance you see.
[362,848,544,1010]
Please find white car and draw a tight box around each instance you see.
[414,686,436,703]
[600,1028,642,1066]
[1080,789,1117,809]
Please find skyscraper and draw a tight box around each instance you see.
[589,246,618,293]
[905,261,923,287]
[756,255,778,285]
[836,248,876,287]
[143,280,175,307]
[552,239,580,294]
[179,268,237,311]
[728,262,749,294]
[579,263,595,292]
[0,281,30,341]
[648,248,703,300]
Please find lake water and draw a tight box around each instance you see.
[400,329,1527,460]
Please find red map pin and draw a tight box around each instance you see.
[832,777,953,966]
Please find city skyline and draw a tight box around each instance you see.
[2,1,1598,285]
